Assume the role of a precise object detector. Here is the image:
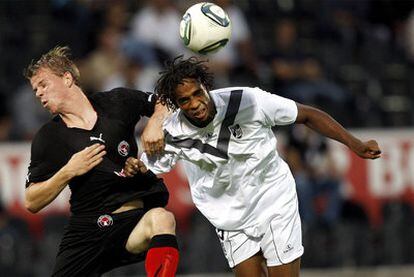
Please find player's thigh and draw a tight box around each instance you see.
[267,258,300,277]
[125,207,175,254]
[233,251,266,277]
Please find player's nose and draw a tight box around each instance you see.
[35,89,43,98]
[189,99,199,110]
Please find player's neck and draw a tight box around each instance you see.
[59,89,97,130]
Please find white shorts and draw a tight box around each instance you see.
[215,211,304,268]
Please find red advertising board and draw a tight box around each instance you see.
[329,129,414,225]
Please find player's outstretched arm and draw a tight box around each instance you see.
[141,101,171,156]
[295,103,381,159]
[25,144,106,213]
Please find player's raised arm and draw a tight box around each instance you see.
[25,144,106,213]
[141,101,171,156]
[295,103,381,159]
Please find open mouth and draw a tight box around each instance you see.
[193,108,206,119]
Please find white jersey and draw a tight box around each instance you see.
[142,87,299,237]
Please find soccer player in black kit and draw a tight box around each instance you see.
[23,46,178,276]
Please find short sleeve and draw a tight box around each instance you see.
[92,88,157,126]
[250,87,298,126]
[26,128,65,187]
[112,87,156,116]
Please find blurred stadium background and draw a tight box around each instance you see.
[1,0,414,276]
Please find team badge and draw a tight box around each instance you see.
[117,140,130,156]
[228,124,243,139]
[97,214,113,228]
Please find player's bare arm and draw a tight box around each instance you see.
[25,143,106,213]
[141,101,171,156]
[295,103,381,160]
[123,157,147,178]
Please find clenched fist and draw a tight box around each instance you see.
[123,157,148,177]
[352,140,381,160]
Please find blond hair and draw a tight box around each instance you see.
[24,46,81,85]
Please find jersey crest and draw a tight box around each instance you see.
[97,214,113,228]
[117,140,130,156]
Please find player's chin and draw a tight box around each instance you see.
[193,113,210,124]
[194,118,209,126]
[49,108,59,115]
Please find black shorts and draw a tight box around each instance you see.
[52,208,146,277]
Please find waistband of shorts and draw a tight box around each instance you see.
[69,208,144,224]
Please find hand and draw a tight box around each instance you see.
[64,144,106,178]
[123,157,148,177]
[352,140,381,159]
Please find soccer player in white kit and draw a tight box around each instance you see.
[127,56,381,276]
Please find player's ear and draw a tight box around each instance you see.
[63,72,73,87]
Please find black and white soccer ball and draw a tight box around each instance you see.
[180,2,232,55]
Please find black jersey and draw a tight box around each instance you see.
[26,88,168,215]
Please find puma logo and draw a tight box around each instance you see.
[90,133,105,143]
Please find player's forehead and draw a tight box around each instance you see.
[30,67,54,86]
[176,78,201,95]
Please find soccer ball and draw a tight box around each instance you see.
[180,2,231,55]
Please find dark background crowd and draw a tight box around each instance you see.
[1,0,414,276]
